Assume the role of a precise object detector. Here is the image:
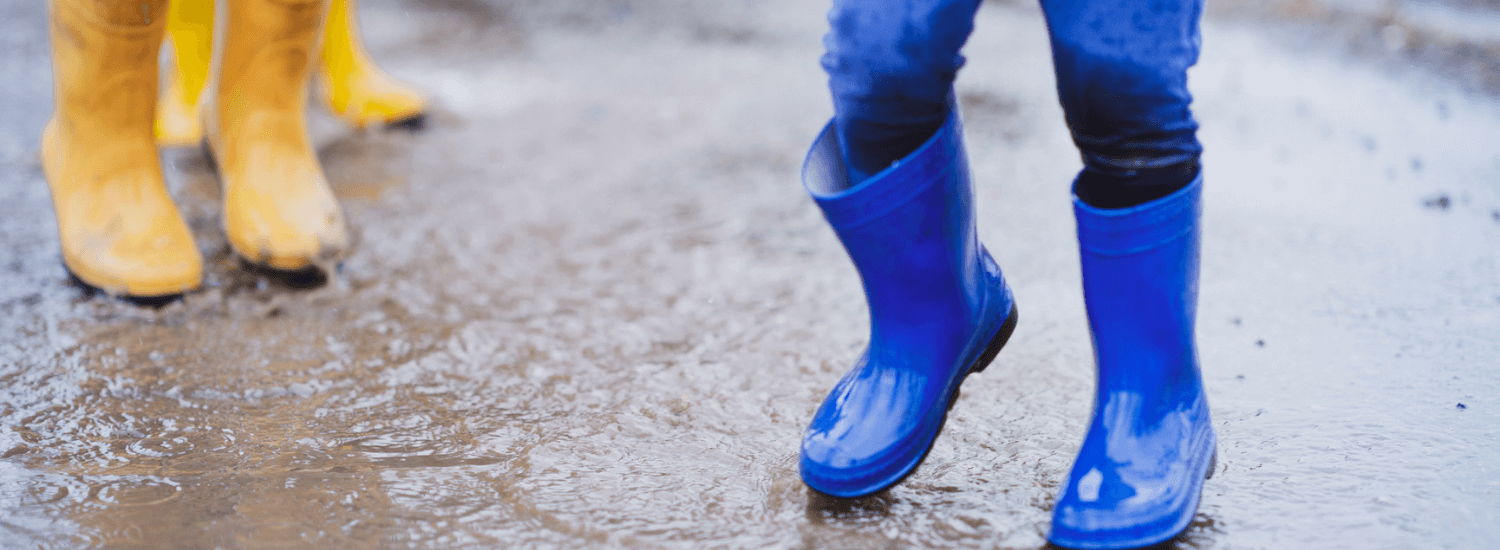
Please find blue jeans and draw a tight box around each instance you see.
[824,0,1204,186]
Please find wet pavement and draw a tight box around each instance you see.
[2,0,1499,547]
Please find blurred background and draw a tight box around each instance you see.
[1,0,1497,548]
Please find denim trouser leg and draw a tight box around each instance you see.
[822,0,983,184]
[1038,0,1204,178]
[823,0,1205,185]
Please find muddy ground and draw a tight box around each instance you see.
[1,0,1497,548]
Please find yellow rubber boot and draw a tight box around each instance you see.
[155,0,215,147]
[42,0,203,297]
[204,0,348,271]
[317,0,427,129]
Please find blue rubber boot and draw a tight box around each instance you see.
[798,111,1018,498]
[1048,175,1216,549]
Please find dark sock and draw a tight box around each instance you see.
[1075,160,1200,209]
[840,118,945,185]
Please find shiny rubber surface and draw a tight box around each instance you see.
[800,113,1015,498]
[1049,176,1215,549]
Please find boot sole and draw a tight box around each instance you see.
[386,113,427,131]
[63,266,184,307]
[968,302,1019,377]
[823,302,1019,498]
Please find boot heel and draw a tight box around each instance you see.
[969,303,1018,374]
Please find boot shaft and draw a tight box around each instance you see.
[48,0,167,145]
[163,0,216,105]
[207,0,329,123]
[805,115,986,337]
[320,0,372,80]
[203,0,330,174]
[1074,176,1204,414]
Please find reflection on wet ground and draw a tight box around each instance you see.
[2,0,1499,547]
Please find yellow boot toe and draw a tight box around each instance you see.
[222,137,348,271]
[43,125,203,297]
[319,66,427,129]
[70,223,203,297]
[318,0,427,129]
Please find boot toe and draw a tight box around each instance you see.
[230,213,346,271]
[122,256,203,297]
[222,144,349,270]
[66,229,203,297]
[1049,405,1216,549]
[264,226,345,271]
[323,70,427,128]
[360,77,426,124]
[272,204,347,269]
[1049,458,1213,550]
[800,431,921,498]
[799,367,937,497]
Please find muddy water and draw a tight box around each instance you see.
[3,0,1499,548]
